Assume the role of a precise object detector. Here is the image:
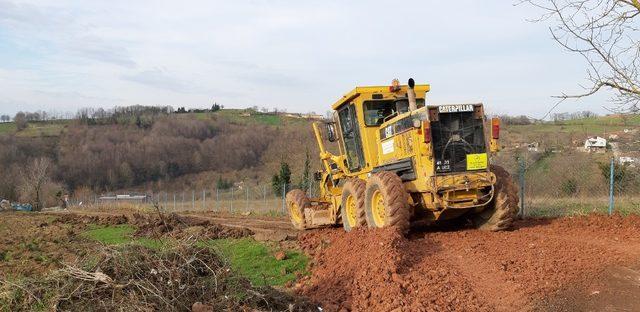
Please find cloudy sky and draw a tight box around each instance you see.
[0,0,613,118]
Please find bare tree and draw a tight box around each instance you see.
[14,112,27,131]
[18,158,52,211]
[522,0,640,112]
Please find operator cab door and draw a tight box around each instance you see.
[338,103,365,172]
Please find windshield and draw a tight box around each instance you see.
[364,99,425,126]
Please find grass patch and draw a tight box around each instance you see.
[16,121,68,137]
[82,224,166,249]
[203,238,307,286]
[525,197,640,218]
[0,122,15,134]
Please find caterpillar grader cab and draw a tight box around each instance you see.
[286,78,518,233]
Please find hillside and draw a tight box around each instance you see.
[0,109,325,207]
[2,109,638,208]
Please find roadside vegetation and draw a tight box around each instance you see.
[0,212,312,311]
[81,223,307,287]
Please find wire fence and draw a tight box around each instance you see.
[495,150,640,218]
[71,152,640,219]
[70,180,321,216]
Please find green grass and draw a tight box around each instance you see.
[0,120,69,137]
[0,122,15,134]
[563,114,640,126]
[202,238,307,286]
[82,224,166,249]
[525,197,640,218]
[510,114,640,134]
[191,109,289,126]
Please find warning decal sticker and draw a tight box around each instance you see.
[466,153,488,170]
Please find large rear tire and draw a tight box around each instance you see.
[364,171,411,233]
[340,179,367,232]
[286,189,309,230]
[474,165,519,231]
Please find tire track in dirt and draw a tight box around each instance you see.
[427,236,530,311]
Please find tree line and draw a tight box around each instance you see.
[0,111,320,208]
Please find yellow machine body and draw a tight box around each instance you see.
[301,81,501,228]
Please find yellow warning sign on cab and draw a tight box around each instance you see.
[466,153,488,170]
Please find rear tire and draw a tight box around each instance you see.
[364,171,411,233]
[474,165,519,231]
[340,179,367,232]
[286,189,309,230]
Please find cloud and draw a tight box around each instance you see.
[121,68,191,93]
[0,0,618,117]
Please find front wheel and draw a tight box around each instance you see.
[286,189,309,230]
[364,171,411,233]
[340,179,366,232]
[473,165,519,231]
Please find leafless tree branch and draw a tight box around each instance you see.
[520,0,640,112]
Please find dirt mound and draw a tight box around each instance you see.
[53,213,129,225]
[52,212,254,240]
[298,228,488,311]
[132,213,254,239]
[298,214,640,311]
[1,243,314,311]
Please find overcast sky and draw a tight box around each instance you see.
[0,0,613,118]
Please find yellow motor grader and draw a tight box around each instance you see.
[286,79,518,232]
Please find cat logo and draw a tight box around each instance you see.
[438,104,474,113]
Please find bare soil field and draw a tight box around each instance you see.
[297,215,640,311]
[3,209,640,311]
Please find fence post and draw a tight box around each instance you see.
[246,187,249,212]
[173,193,176,211]
[203,190,206,211]
[519,158,526,217]
[609,157,615,215]
[263,185,267,212]
[231,188,234,213]
[192,190,195,211]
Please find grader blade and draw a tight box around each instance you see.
[304,208,333,227]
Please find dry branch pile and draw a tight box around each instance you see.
[0,243,313,311]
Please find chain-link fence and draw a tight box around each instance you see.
[70,152,640,218]
[69,180,321,216]
[496,151,640,218]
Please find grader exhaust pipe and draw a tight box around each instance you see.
[408,78,417,112]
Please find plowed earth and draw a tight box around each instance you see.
[297,215,640,311]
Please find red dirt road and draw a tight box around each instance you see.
[297,215,640,311]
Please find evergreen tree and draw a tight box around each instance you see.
[272,162,291,194]
[298,150,311,192]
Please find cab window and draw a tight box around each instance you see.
[338,104,365,171]
[364,99,425,126]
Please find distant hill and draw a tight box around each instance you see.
[0,109,325,204]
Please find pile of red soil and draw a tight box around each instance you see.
[298,228,488,311]
[297,214,640,311]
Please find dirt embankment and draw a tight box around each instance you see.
[53,212,254,240]
[297,214,640,311]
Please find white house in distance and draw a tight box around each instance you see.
[584,136,607,152]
